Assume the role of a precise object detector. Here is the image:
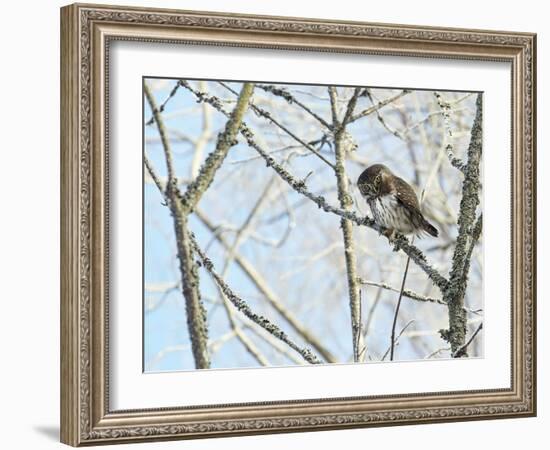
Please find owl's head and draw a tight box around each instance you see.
[357,164,392,199]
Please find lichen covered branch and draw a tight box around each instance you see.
[145,81,210,368]
[329,86,365,362]
[441,93,483,356]
[178,82,255,214]
[190,234,322,365]
[195,209,337,363]
[170,206,210,368]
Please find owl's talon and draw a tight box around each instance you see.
[383,229,400,251]
[382,228,395,240]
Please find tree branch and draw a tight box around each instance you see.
[145,82,210,369]
[178,82,255,214]
[190,233,322,364]
[144,82,176,187]
[195,209,337,363]
[434,92,466,173]
[452,322,483,358]
[145,80,183,126]
[349,89,411,124]
[257,84,332,129]
[357,278,482,315]
[329,86,365,362]
[214,175,276,366]
[215,290,270,366]
[143,154,165,194]
[441,93,483,356]
[389,254,412,361]
[382,320,415,361]
[462,213,483,282]
[220,82,335,169]
[171,207,210,368]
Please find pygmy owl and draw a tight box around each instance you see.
[357,164,438,238]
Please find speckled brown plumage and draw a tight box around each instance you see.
[357,164,438,238]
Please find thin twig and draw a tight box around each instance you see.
[362,285,383,349]
[145,80,183,126]
[424,346,451,359]
[358,279,440,304]
[219,82,336,169]
[390,253,412,361]
[452,323,483,358]
[257,84,332,129]
[364,89,407,141]
[382,320,415,361]
[144,82,176,187]
[349,90,411,124]
[357,278,482,314]
[434,92,466,173]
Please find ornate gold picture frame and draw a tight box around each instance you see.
[60,3,536,446]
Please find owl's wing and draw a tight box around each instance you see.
[393,176,421,214]
[394,176,439,237]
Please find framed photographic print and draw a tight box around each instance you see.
[60,3,536,446]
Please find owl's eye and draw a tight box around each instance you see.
[374,174,381,188]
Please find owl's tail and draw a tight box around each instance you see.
[422,218,439,237]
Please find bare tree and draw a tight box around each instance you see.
[143,79,483,370]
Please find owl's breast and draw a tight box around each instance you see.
[368,194,416,233]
